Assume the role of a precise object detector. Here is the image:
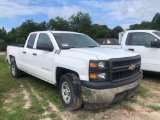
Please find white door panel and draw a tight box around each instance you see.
[125,46,160,70]
[32,50,53,81]
[124,32,160,71]
[22,33,38,72]
[31,33,54,82]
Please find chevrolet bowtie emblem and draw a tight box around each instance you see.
[129,65,136,70]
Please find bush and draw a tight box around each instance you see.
[0,39,7,51]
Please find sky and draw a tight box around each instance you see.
[0,0,160,31]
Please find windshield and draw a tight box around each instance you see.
[153,31,160,37]
[52,33,100,49]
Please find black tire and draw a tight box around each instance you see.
[11,60,22,78]
[59,73,83,110]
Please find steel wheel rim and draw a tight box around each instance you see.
[11,64,16,76]
[61,81,71,104]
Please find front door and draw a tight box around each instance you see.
[124,32,160,72]
[32,33,54,82]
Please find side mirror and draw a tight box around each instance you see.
[37,43,54,51]
[151,41,160,48]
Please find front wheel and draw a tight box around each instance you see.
[60,73,83,110]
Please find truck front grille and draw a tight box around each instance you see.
[112,67,140,81]
[112,58,141,68]
[110,55,141,82]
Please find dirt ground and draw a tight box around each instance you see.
[0,53,160,120]
[1,61,160,120]
[0,52,5,55]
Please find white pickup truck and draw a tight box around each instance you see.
[102,30,160,73]
[7,31,142,110]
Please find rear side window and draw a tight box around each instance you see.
[27,34,37,48]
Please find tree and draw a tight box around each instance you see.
[152,13,160,30]
[89,24,111,39]
[69,12,92,34]
[0,27,7,43]
[0,38,6,51]
[129,13,160,31]
[111,26,124,38]
[1,11,126,46]
[7,20,48,44]
[152,13,160,25]
[47,17,69,31]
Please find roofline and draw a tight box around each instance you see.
[126,30,159,32]
[30,30,84,34]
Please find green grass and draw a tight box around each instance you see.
[1,53,158,119]
[77,114,87,120]
[0,55,25,119]
[0,55,60,119]
[147,105,160,111]
[119,102,133,111]
[129,98,138,103]
[24,75,63,110]
[22,79,45,114]
[136,85,148,97]
[0,55,19,91]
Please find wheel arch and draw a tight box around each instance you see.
[9,55,15,64]
[56,67,79,86]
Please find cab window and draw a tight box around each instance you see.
[36,33,53,50]
[126,32,159,47]
[27,33,37,48]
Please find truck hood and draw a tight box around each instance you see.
[67,47,138,60]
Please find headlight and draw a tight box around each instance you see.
[89,60,108,81]
[98,62,105,69]
[89,73,106,81]
[90,61,106,69]
[98,73,106,79]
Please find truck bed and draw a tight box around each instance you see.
[7,46,23,65]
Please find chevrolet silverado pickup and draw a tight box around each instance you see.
[7,31,143,110]
[102,30,160,73]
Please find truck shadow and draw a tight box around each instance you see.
[143,71,160,83]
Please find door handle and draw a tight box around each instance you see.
[128,48,134,51]
[33,53,37,56]
[23,51,26,54]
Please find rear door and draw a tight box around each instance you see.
[124,32,160,72]
[22,33,37,73]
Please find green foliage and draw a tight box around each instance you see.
[89,24,111,39]
[129,13,160,30]
[0,39,7,51]
[0,28,7,51]
[69,12,92,34]
[47,17,69,30]
[111,26,124,38]
[1,12,160,47]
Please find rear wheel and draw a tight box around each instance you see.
[60,73,83,110]
[11,61,22,78]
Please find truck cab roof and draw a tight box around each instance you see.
[126,30,159,33]
[30,31,84,35]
